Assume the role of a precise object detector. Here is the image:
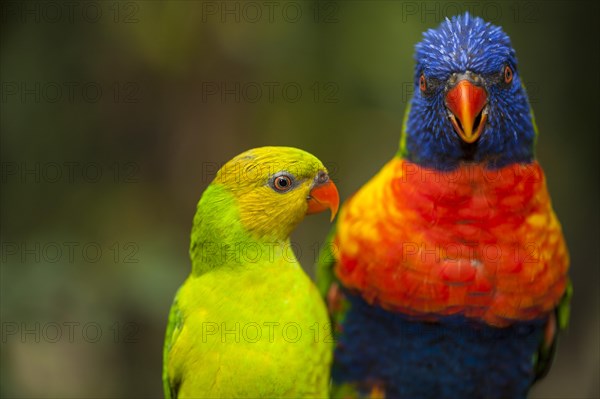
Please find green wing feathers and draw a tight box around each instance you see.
[534,280,573,382]
[557,280,573,330]
[316,227,338,299]
[163,290,184,399]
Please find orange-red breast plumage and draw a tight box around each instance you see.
[334,158,569,327]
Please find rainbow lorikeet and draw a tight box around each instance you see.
[318,14,571,399]
[163,147,339,398]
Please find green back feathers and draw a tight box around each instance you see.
[397,103,412,158]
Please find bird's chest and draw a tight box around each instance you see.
[174,266,332,397]
[334,159,569,326]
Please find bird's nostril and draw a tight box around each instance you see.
[317,171,329,184]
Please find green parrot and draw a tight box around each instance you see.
[163,146,339,398]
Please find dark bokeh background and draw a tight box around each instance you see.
[1,1,598,398]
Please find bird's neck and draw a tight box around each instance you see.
[191,237,297,276]
[189,184,296,275]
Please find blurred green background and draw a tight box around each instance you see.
[1,1,598,397]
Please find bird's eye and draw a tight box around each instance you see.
[504,65,513,84]
[271,174,293,193]
[419,74,427,92]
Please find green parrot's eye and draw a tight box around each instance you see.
[504,65,513,84]
[271,174,294,193]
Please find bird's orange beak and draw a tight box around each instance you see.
[306,180,339,222]
[445,80,488,143]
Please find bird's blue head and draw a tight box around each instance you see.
[400,13,536,170]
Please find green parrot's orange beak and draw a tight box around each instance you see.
[307,179,339,222]
[445,79,488,144]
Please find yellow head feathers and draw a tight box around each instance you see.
[212,146,339,240]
